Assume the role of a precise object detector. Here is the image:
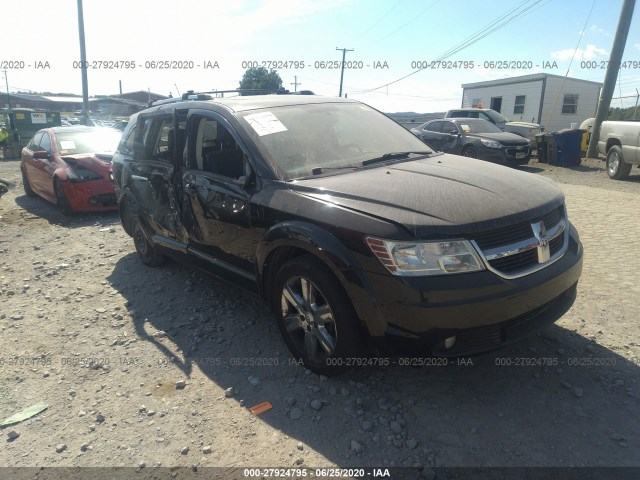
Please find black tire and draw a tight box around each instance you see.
[133,219,164,267]
[606,145,631,180]
[22,169,36,197]
[462,146,478,158]
[54,177,73,215]
[272,255,364,375]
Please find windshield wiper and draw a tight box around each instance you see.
[362,151,432,166]
[310,166,360,175]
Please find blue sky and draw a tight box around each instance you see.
[3,0,639,113]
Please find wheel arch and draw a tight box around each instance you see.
[257,221,385,337]
[605,138,622,153]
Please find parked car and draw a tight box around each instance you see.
[112,94,582,374]
[597,120,640,179]
[111,120,129,132]
[20,126,122,214]
[444,107,542,144]
[411,118,531,165]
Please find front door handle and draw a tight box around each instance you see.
[131,175,148,182]
[184,182,197,194]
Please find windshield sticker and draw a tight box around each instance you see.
[60,141,76,149]
[244,112,288,136]
[460,124,470,132]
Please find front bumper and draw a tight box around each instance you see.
[479,146,531,165]
[359,224,583,356]
[62,178,117,212]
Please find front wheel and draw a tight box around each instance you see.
[54,177,73,215]
[133,220,164,267]
[462,146,478,158]
[273,255,363,375]
[606,145,631,180]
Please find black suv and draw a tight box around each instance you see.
[112,93,583,374]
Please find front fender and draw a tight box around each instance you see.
[257,221,387,338]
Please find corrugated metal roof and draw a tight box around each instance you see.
[462,73,603,89]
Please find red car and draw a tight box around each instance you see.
[20,126,122,214]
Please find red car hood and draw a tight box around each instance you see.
[60,152,113,176]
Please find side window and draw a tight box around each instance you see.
[39,132,52,153]
[441,122,458,134]
[28,132,44,150]
[119,126,136,156]
[137,117,154,161]
[152,118,174,161]
[479,112,492,122]
[426,121,443,132]
[189,116,246,180]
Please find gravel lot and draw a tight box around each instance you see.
[1,156,639,476]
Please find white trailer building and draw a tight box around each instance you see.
[461,73,602,132]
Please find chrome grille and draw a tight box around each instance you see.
[471,206,568,279]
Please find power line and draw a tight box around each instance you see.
[357,0,404,38]
[360,0,546,93]
[379,0,441,40]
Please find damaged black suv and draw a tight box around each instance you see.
[112,93,583,374]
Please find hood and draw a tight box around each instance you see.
[506,120,540,129]
[291,154,563,237]
[467,132,530,145]
[61,153,113,175]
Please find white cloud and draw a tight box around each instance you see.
[590,24,605,34]
[550,44,608,61]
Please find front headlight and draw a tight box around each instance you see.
[366,237,485,276]
[480,139,502,149]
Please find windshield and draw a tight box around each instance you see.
[55,130,122,155]
[485,110,510,124]
[457,119,504,134]
[238,102,434,180]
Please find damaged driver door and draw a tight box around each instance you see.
[129,111,186,248]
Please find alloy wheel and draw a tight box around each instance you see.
[280,276,337,363]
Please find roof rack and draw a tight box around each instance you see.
[148,88,315,107]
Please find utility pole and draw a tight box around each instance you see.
[336,47,354,97]
[290,76,301,92]
[586,0,636,158]
[76,0,90,126]
[2,69,10,110]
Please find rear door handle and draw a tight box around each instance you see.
[185,182,197,194]
[131,175,148,182]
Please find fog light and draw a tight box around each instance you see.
[444,336,457,349]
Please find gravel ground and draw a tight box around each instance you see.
[0,156,639,475]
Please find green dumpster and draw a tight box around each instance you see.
[2,110,62,154]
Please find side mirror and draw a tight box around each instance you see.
[33,150,50,160]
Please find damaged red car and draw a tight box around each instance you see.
[21,126,121,214]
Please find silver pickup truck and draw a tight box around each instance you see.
[598,120,640,179]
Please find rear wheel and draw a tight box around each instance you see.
[462,146,478,158]
[133,220,164,267]
[606,145,631,180]
[54,177,73,215]
[273,255,363,375]
[22,169,36,197]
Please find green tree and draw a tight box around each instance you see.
[238,67,283,95]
